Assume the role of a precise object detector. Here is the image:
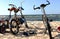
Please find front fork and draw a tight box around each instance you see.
[41,7,53,39]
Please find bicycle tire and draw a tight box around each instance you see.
[10,19,19,35]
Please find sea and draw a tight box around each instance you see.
[0,14,60,21]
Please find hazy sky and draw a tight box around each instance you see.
[0,0,60,15]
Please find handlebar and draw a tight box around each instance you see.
[33,5,40,10]
[9,4,17,8]
[33,0,50,10]
[46,0,50,5]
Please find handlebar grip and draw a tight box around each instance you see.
[46,0,50,5]
[33,5,40,10]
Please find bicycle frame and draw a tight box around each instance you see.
[33,0,53,39]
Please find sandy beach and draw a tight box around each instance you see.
[0,21,60,39]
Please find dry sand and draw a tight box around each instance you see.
[0,21,60,39]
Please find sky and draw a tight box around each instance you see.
[0,0,60,15]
